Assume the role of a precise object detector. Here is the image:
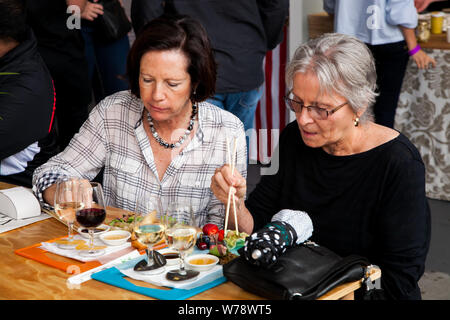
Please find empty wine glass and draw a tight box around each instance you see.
[163,201,200,281]
[54,177,83,249]
[75,181,107,257]
[133,196,166,274]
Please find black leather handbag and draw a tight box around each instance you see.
[94,0,131,43]
[223,242,373,300]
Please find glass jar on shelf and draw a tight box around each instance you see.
[417,20,431,43]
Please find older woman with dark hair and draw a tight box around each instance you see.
[211,33,430,300]
[33,15,247,228]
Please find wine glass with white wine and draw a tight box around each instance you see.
[133,196,166,274]
[54,177,83,249]
[163,201,200,281]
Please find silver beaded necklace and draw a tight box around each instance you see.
[146,104,198,149]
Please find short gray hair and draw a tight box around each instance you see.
[286,33,378,123]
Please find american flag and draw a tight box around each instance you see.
[249,26,290,163]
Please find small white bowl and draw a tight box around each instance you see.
[99,230,131,246]
[77,224,110,238]
[186,254,219,272]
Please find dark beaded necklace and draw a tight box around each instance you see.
[146,104,198,149]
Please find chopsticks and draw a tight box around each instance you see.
[224,136,239,236]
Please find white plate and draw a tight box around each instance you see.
[77,224,110,239]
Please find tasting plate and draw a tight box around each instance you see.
[91,255,226,300]
[14,236,102,273]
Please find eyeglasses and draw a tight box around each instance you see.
[284,92,348,120]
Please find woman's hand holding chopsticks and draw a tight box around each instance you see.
[211,165,254,234]
[211,164,246,205]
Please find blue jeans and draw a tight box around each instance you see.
[207,87,263,134]
[81,26,130,99]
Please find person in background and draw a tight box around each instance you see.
[415,0,449,12]
[33,15,247,228]
[130,0,289,138]
[81,0,130,103]
[26,0,92,151]
[211,34,431,300]
[0,0,58,188]
[323,0,436,128]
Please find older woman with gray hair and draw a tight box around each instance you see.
[211,33,430,300]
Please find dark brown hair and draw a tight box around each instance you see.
[127,14,217,103]
[0,0,27,42]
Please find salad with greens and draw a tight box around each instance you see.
[109,214,143,231]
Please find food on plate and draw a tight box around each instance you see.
[195,223,249,258]
[186,254,219,271]
[218,251,239,265]
[209,243,227,257]
[104,234,127,240]
[218,229,224,242]
[223,230,248,250]
[100,230,132,246]
[109,210,157,232]
[109,214,135,231]
[197,242,208,250]
[109,214,144,232]
[140,210,157,225]
[202,223,219,236]
[189,257,217,265]
[75,243,107,251]
[130,231,147,251]
[130,229,165,251]
[54,239,85,246]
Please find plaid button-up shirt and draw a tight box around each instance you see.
[32,91,247,228]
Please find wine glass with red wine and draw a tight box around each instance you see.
[76,181,107,257]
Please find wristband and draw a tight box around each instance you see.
[408,44,421,56]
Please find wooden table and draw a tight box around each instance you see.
[0,182,380,300]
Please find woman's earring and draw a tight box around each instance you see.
[354,117,360,127]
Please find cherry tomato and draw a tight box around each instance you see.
[202,223,219,236]
[218,229,225,242]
